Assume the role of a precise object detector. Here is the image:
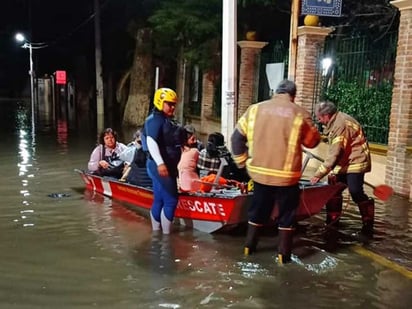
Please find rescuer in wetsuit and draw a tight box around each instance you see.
[142,88,185,234]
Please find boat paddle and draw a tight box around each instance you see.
[302,149,394,201]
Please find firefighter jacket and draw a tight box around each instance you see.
[314,111,371,179]
[231,93,321,186]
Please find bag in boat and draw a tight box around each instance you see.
[96,157,124,179]
[199,174,228,192]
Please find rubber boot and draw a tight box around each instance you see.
[277,227,294,265]
[150,211,161,232]
[244,223,260,256]
[325,196,343,228]
[160,209,173,235]
[358,198,374,236]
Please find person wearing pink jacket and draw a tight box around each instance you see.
[178,125,201,192]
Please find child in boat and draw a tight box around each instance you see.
[119,128,152,187]
[87,128,127,179]
[197,132,225,177]
[119,128,142,169]
[183,124,205,151]
[177,125,201,192]
[197,132,249,183]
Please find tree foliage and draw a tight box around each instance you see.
[321,0,399,40]
[149,0,222,70]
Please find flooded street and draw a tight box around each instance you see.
[0,100,412,308]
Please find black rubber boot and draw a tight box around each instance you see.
[244,224,260,256]
[277,228,294,265]
[326,196,343,228]
[358,198,375,236]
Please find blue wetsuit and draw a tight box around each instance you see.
[143,109,183,223]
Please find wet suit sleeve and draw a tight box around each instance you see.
[147,136,164,166]
[146,114,165,166]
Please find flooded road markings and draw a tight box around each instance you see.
[352,245,412,279]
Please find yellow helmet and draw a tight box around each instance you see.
[153,88,178,110]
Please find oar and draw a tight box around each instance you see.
[302,149,394,201]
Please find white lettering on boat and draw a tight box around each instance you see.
[178,199,226,217]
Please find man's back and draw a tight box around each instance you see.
[232,93,320,186]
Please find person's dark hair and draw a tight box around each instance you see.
[275,79,297,97]
[206,132,224,157]
[183,125,196,147]
[133,127,141,140]
[316,101,337,116]
[184,124,196,135]
[98,128,118,145]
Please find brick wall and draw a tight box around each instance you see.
[295,26,332,111]
[237,41,267,119]
[386,1,412,198]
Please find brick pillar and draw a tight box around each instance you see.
[237,41,268,120]
[386,0,412,198]
[200,71,216,132]
[294,26,333,111]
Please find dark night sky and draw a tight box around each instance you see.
[1,0,92,95]
[0,0,121,97]
[0,0,291,98]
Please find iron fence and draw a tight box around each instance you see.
[317,32,398,145]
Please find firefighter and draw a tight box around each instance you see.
[231,80,321,264]
[310,101,374,236]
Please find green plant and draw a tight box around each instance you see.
[324,80,392,144]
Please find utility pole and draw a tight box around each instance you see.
[28,43,35,134]
[288,0,300,81]
[221,0,237,147]
[94,0,104,132]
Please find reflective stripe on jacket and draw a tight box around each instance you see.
[231,94,320,186]
[314,111,371,179]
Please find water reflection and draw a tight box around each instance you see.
[16,108,37,227]
[1,99,412,308]
[57,118,69,154]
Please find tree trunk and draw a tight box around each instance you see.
[123,28,153,127]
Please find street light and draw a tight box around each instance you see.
[15,33,47,134]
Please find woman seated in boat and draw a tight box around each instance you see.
[197,132,249,183]
[120,128,152,187]
[87,128,127,179]
[177,125,201,192]
[183,124,205,151]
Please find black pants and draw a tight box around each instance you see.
[336,173,369,203]
[248,182,300,228]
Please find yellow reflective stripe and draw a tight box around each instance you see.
[284,114,303,170]
[347,162,370,172]
[319,164,329,173]
[246,105,258,155]
[346,120,359,131]
[333,162,370,173]
[233,153,248,165]
[238,116,248,134]
[332,166,340,173]
[247,164,301,178]
[332,135,347,148]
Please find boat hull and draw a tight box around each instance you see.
[76,170,346,233]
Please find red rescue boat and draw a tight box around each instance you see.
[76,169,346,233]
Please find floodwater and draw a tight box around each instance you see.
[0,100,412,308]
